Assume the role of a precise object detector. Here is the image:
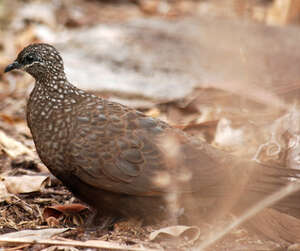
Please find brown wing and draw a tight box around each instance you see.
[67,100,229,196]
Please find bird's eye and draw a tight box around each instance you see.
[25,55,35,64]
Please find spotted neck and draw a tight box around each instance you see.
[31,73,91,107]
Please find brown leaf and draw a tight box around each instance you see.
[43,204,89,220]
[0,229,158,250]
[149,225,200,243]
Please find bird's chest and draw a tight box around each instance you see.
[27,101,73,171]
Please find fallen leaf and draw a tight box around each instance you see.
[149,225,200,243]
[3,175,50,194]
[0,178,11,202]
[0,130,35,159]
[0,228,68,242]
[43,204,89,220]
[0,228,159,251]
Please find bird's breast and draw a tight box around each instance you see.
[27,97,74,172]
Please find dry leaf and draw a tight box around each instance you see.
[0,179,11,202]
[0,229,159,251]
[149,225,200,243]
[0,130,35,159]
[3,175,50,194]
[43,204,89,220]
[0,228,68,242]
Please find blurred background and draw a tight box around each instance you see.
[1,0,300,250]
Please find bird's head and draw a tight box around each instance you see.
[4,43,64,80]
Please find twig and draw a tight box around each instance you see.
[0,237,162,251]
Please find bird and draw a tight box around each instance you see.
[4,43,300,226]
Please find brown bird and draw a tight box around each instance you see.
[4,43,300,225]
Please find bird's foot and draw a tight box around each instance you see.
[82,208,117,231]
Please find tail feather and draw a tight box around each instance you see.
[239,162,300,217]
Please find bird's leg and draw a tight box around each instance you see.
[83,207,117,230]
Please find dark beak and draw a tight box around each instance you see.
[4,61,21,73]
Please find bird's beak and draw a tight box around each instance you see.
[4,61,21,73]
